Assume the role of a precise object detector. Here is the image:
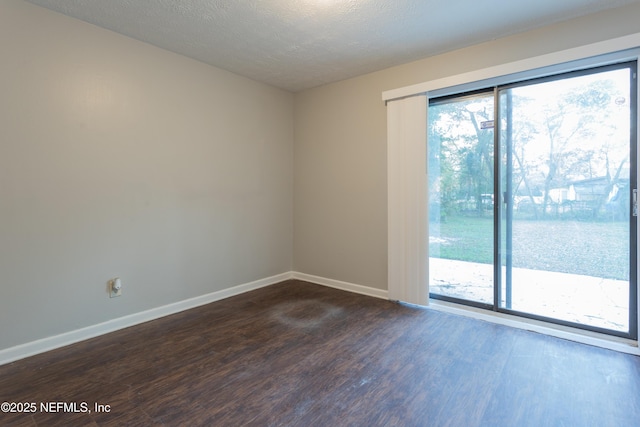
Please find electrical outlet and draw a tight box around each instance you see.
[109,278,122,298]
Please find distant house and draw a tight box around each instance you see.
[546,176,629,219]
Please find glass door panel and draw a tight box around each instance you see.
[428,92,495,306]
[499,65,636,335]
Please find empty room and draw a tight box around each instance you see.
[2,0,640,425]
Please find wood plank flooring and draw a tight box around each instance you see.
[1,280,640,426]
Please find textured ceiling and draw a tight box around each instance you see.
[24,0,640,92]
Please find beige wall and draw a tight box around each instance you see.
[293,2,640,290]
[0,0,293,350]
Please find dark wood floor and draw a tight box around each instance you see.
[2,280,640,426]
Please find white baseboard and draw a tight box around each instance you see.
[0,272,294,366]
[292,272,388,300]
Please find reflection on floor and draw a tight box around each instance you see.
[429,257,629,332]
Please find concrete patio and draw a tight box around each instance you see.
[429,257,630,332]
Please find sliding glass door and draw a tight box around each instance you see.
[428,61,638,338]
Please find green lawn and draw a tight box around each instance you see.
[430,215,630,281]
